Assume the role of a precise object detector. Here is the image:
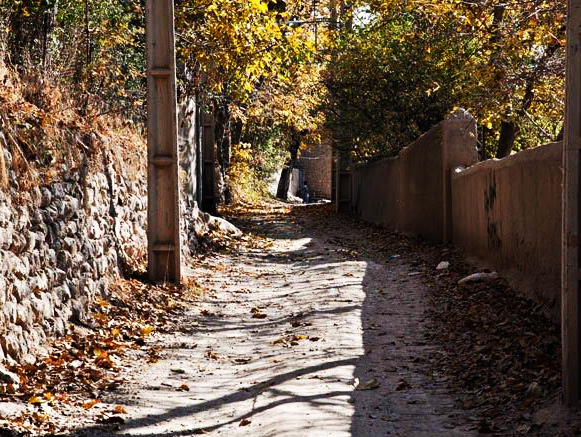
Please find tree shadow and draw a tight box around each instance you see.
[52,206,472,436]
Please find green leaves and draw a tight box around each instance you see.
[324,0,565,161]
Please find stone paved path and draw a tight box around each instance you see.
[75,205,476,436]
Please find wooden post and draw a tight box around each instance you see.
[563,0,581,406]
[146,0,181,283]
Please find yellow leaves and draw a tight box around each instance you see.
[141,325,155,336]
[250,0,268,14]
[28,396,44,405]
[114,405,128,414]
[175,0,312,104]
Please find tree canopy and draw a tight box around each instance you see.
[0,0,567,187]
[326,0,566,160]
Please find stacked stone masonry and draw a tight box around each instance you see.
[0,149,145,363]
[0,98,235,363]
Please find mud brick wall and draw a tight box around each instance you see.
[350,110,479,243]
[451,142,562,320]
[350,108,563,322]
[296,140,333,200]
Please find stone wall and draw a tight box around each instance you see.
[0,99,235,363]
[0,148,146,363]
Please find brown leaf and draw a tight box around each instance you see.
[114,405,128,414]
[239,418,252,427]
[205,351,219,360]
[83,399,100,409]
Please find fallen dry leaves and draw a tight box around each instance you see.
[0,277,203,435]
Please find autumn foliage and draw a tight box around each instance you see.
[327,0,565,160]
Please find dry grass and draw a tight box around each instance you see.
[0,61,146,194]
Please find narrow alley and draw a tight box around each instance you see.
[45,203,575,437]
[105,204,470,436]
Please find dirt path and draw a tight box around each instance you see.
[50,203,477,437]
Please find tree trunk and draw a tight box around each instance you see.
[496,120,520,158]
[276,132,301,200]
[214,103,232,204]
[276,164,293,200]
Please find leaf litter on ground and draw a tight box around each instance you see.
[0,276,204,436]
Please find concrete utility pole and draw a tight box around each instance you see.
[563,0,581,406]
[146,0,181,283]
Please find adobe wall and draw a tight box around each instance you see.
[451,142,562,320]
[351,111,479,242]
[297,140,333,199]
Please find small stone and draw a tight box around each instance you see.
[95,256,108,276]
[14,206,29,231]
[3,302,17,324]
[30,298,44,320]
[1,333,21,360]
[436,261,450,270]
[458,272,499,285]
[54,316,66,337]
[40,187,52,207]
[65,221,78,236]
[63,237,78,255]
[88,219,102,239]
[51,183,65,199]
[15,303,32,328]
[41,293,54,320]
[22,353,36,366]
[355,378,380,390]
[0,285,5,307]
[29,273,48,294]
[11,279,30,300]
[57,250,73,269]
[0,365,18,384]
[0,225,13,249]
[0,204,11,226]
[9,232,27,255]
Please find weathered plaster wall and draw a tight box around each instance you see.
[351,111,479,242]
[350,110,562,321]
[296,141,333,200]
[451,142,562,319]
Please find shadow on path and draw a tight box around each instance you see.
[55,204,475,437]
